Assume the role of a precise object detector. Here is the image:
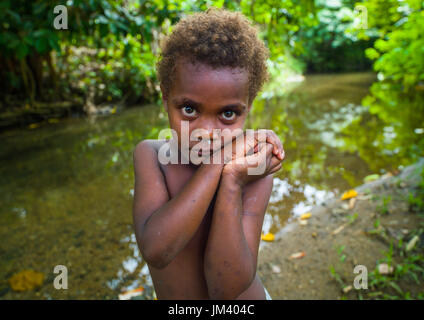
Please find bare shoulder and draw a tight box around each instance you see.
[132,139,170,230]
[134,139,167,156]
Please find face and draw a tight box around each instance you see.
[162,58,251,154]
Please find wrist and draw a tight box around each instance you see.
[222,167,246,188]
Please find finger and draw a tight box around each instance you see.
[268,155,281,171]
[265,142,274,157]
[246,142,272,166]
[280,149,286,161]
[269,162,282,174]
[265,131,283,157]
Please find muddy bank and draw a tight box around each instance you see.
[258,159,424,299]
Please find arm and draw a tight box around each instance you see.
[204,143,280,299]
[132,140,224,269]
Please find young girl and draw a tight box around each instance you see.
[132,8,284,300]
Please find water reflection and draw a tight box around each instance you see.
[1,72,420,300]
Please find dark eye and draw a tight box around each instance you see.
[222,110,236,121]
[182,105,197,117]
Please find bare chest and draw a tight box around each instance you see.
[159,162,215,248]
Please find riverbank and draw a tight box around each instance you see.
[258,159,424,300]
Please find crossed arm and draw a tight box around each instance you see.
[133,136,282,299]
[204,172,274,300]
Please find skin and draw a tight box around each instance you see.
[132,58,284,299]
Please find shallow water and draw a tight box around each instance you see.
[0,72,413,299]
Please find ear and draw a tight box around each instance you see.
[160,84,168,112]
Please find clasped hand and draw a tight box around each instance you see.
[216,129,285,187]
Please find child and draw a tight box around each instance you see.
[132,8,284,300]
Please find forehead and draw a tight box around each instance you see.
[170,59,249,104]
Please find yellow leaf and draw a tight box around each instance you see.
[9,270,44,292]
[300,213,311,220]
[111,107,117,114]
[261,232,275,242]
[341,189,358,200]
[48,118,60,124]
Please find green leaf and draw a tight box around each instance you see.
[16,41,28,59]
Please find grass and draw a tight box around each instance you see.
[377,195,392,215]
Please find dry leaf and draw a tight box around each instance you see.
[378,263,394,275]
[261,233,275,242]
[343,285,353,293]
[289,252,306,259]
[341,190,358,201]
[332,224,346,235]
[348,198,356,209]
[406,235,419,251]
[271,265,281,273]
[119,287,144,300]
[299,220,308,226]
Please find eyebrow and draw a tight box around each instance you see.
[172,97,247,111]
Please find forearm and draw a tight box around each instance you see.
[140,163,224,268]
[204,175,255,299]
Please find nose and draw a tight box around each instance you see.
[193,118,220,141]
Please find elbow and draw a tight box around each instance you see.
[140,241,172,270]
[209,270,255,300]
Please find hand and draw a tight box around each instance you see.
[222,142,283,187]
[253,129,284,161]
[217,129,284,162]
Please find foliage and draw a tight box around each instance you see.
[296,0,374,72]
[343,0,424,163]
[0,0,319,110]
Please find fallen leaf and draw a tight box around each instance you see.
[311,232,317,238]
[8,270,44,292]
[300,213,311,220]
[119,287,144,300]
[349,198,356,209]
[378,263,394,275]
[406,235,419,251]
[271,265,281,274]
[343,285,353,293]
[341,190,358,201]
[289,252,306,259]
[332,224,347,235]
[261,233,275,242]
